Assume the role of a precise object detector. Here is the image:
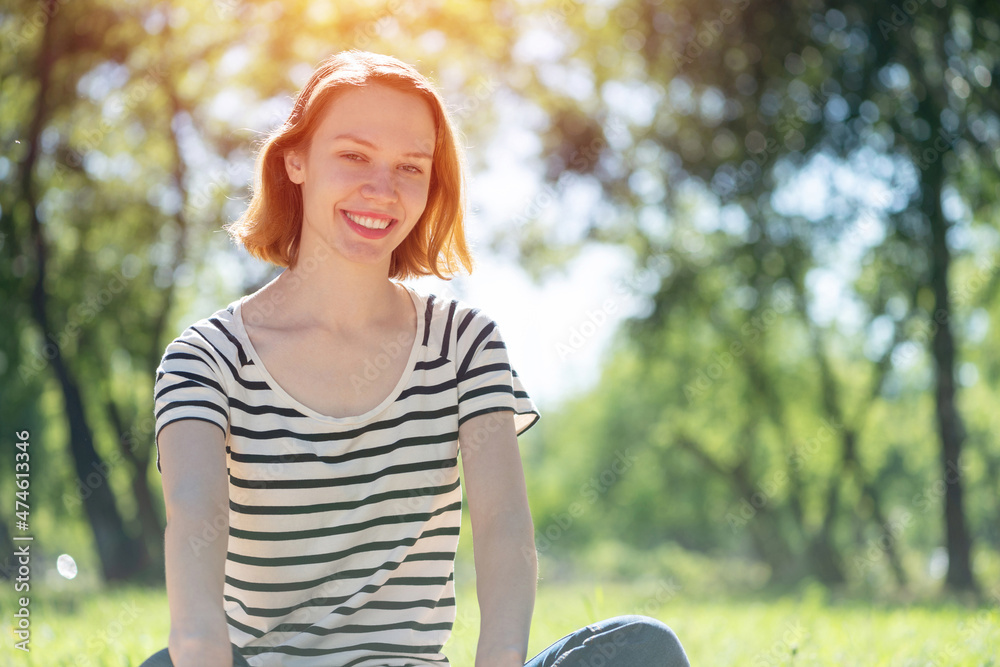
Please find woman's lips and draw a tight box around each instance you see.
[341,209,396,239]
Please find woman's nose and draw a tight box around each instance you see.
[360,164,398,202]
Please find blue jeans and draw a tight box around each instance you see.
[140,616,689,666]
[525,615,689,667]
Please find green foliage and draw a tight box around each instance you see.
[518,0,1000,594]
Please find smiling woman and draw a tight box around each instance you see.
[224,50,470,279]
[141,50,689,667]
[284,84,435,258]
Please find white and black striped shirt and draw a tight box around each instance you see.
[153,284,539,667]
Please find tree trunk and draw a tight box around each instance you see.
[859,477,908,589]
[51,366,148,580]
[676,438,798,580]
[810,473,847,586]
[20,0,148,582]
[0,516,14,579]
[106,400,164,571]
[924,154,978,594]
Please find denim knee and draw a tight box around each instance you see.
[585,615,689,667]
[630,615,688,664]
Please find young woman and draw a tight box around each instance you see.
[142,50,689,667]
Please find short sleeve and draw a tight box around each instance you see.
[455,309,540,435]
[152,329,230,472]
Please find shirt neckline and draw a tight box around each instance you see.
[231,282,425,425]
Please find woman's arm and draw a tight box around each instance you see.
[159,419,234,667]
[459,411,537,667]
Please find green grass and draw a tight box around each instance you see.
[1,579,997,666]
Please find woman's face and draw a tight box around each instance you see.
[285,83,436,270]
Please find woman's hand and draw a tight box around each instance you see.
[474,646,526,667]
[168,631,234,667]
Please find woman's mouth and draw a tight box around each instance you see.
[342,210,397,238]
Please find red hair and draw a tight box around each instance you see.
[225,50,473,279]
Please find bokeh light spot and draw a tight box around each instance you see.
[57,554,78,580]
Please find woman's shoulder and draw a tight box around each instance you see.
[403,285,507,362]
[405,284,499,328]
[172,298,241,334]
[160,298,246,361]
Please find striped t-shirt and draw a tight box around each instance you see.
[153,284,539,667]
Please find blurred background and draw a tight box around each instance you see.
[2,0,999,663]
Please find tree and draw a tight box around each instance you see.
[519,0,997,593]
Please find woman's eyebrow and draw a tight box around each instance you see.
[333,133,432,160]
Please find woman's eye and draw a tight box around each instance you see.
[342,153,365,162]
[400,165,423,174]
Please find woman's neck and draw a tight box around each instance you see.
[266,249,404,333]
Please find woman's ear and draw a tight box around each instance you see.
[284,149,305,184]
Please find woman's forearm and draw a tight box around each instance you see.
[165,509,233,666]
[158,421,233,666]
[473,512,537,667]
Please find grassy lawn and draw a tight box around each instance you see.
[2,579,997,666]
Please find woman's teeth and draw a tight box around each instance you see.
[345,212,392,230]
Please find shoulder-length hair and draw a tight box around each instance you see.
[225,50,473,280]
